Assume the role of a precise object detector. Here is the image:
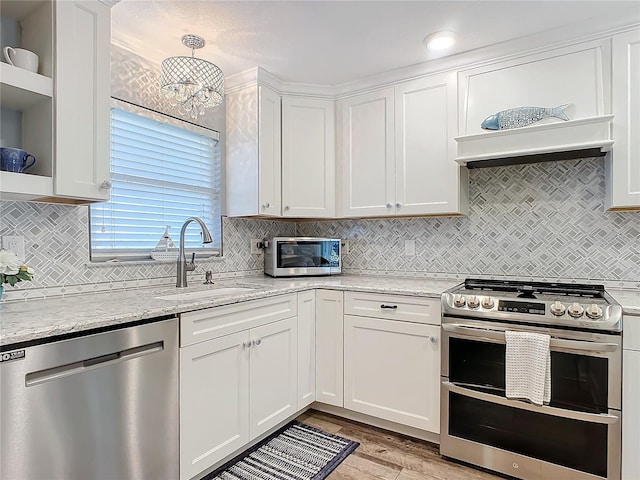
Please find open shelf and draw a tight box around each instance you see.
[0,63,53,110]
[0,171,53,201]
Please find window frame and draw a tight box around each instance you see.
[89,99,224,263]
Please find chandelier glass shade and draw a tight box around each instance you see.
[161,34,224,119]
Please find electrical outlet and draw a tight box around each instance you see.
[250,238,263,255]
[404,239,416,256]
[2,235,25,263]
[341,240,350,255]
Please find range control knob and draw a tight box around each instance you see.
[586,304,603,320]
[549,301,566,316]
[481,297,495,309]
[453,294,466,307]
[467,296,480,309]
[567,303,585,318]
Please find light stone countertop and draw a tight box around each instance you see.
[0,275,460,348]
[609,288,640,317]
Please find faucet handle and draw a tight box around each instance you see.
[204,270,214,284]
[190,252,196,264]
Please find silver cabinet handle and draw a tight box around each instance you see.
[380,304,398,309]
[284,205,290,211]
[100,180,112,190]
[396,202,402,208]
[386,203,392,209]
[262,202,270,209]
[242,341,252,349]
[254,338,262,346]
[430,336,438,344]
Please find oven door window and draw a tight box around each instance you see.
[449,392,608,478]
[276,240,339,269]
[449,337,609,413]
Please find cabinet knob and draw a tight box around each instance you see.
[284,205,290,211]
[386,203,392,209]
[242,341,252,349]
[100,180,112,190]
[430,336,438,344]
[254,338,262,346]
[262,202,270,209]
[396,202,402,209]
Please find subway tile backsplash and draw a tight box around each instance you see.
[1,157,639,300]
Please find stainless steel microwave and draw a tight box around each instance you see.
[264,237,341,277]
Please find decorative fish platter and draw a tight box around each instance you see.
[481,104,571,130]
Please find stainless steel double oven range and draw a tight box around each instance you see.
[441,279,623,480]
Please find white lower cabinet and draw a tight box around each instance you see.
[315,289,344,406]
[180,331,250,480]
[179,295,298,480]
[342,292,441,433]
[249,317,298,439]
[344,315,440,432]
[297,290,316,408]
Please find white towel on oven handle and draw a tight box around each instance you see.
[505,330,551,406]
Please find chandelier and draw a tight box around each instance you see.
[160,34,224,120]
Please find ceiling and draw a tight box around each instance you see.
[111,1,640,87]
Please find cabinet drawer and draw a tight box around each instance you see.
[180,294,297,347]
[344,291,440,325]
[624,316,640,351]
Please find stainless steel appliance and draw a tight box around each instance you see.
[440,279,623,480]
[0,317,178,480]
[264,237,341,277]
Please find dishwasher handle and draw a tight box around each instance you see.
[25,341,164,387]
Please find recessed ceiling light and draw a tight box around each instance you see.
[424,31,458,51]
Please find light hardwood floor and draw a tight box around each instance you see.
[297,410,505,480]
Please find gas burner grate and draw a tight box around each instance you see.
[463,279,605,298]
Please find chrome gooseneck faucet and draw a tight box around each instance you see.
[176,217,213,288]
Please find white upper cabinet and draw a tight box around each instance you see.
[226,83,282,216]
[338,73,467,217]
[337,88,395,217]
[395,73,467,216]
[55,0,111,201]
[607,28,640,210]
[0,0,111,203]
[282,96,336,217]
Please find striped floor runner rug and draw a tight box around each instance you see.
[205,421,359,480]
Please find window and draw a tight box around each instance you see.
[89,107,222,261]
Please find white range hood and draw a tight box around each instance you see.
[455,115,614,168]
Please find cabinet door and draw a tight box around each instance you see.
[344,315,440,432]
[180,331,250,480]
[282,96,335,217]
[315,289,344,406]
[395,72,467,215]
[623,349,640,480]
[249,317,298,439]
[338,88,395,217]
[297,290,316,409]
[55,0,111,201]
[258,85,282,216]
[608,29,640,209]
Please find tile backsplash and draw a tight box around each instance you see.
[1,156,639,300]
[299,158,640,287]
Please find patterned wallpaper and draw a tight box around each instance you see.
[299,158,640,287]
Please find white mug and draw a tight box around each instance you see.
[3,47,39,73]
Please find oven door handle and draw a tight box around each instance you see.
[442,381,619,424]
[442,324,619,353]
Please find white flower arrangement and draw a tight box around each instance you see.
[0,249,34,287]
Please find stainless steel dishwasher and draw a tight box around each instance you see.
[0,317,178,480]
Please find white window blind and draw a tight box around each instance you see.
[90,108,222,260]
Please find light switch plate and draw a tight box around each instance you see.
[250,238,263,255]
[404,239,416,256]
[2,235,25,263]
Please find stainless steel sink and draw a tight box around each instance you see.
[154,287,257,301]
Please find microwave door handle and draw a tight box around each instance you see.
[442,381,619,425]
[442,324,619,353]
